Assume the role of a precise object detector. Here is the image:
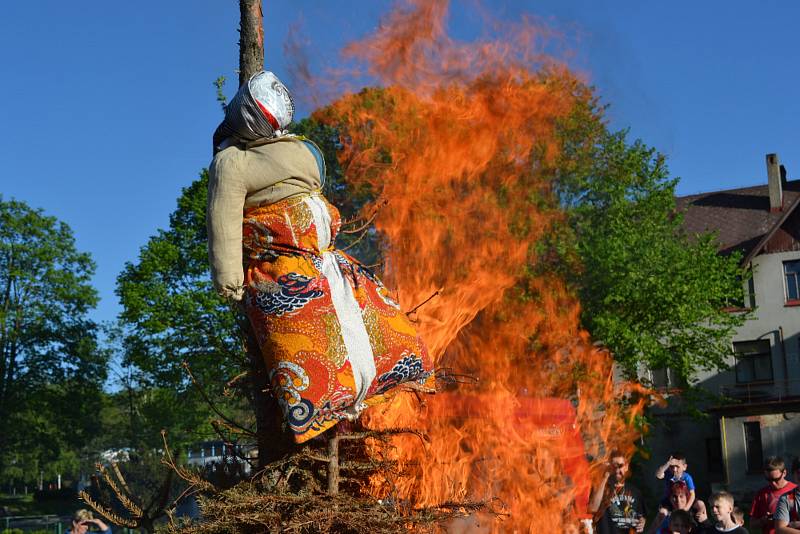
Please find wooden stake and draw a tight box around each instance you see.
[239,0,264,85]
[327,434,340,496]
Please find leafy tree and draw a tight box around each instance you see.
[0,198,107,484]
[115,175,248,451]
[547,100,747,382]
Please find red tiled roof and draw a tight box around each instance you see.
[676,179,800,259]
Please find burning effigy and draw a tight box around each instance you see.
[200,0,650,532]
[207,71,436,444]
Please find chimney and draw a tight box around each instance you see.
[766,153,783,212]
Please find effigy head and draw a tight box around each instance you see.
[213,70,295,152]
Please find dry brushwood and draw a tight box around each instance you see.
[162,483,490,534]
[80,458,177,534]
[160,424,491,534]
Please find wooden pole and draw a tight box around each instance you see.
[238,0,264,86]
[327,435,340,496]
[236,0,292,467]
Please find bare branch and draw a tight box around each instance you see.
[406,289,441,316]
[181,361,256,437]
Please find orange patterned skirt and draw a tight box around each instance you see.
[242,192,434,443]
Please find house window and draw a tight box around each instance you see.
[744,421,764,473]
[651,368,668,388]
[649,367,687,390]
[706,437,724,477]
[734,340,773,383]
[785,260,800,302]
[745,275,756,308]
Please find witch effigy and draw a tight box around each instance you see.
[207,71,435,444]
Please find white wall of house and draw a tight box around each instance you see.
[693,249,800,396]
[642,249,800,500]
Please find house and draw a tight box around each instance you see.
[186,440,254,475]
[642,153,800,499]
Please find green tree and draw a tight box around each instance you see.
[115,174,250,451]
[549,101,747,382]
[0,198,107,484]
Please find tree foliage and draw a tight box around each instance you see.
[0,198,107,483]
[115,175,248,450]
[548,99,747,381]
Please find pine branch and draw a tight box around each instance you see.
[97,463,143,518]
[110,462,133,496]
[79,490,138,528]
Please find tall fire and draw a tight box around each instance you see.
[312,0,651,531]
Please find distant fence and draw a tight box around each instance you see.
[0,515,138,533]
[1,514,61,533]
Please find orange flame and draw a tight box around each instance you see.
[313,1,650,530]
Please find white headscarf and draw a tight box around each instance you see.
[212,70,295,153]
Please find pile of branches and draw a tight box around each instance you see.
[159,426,486,534]
[164,481,483,534]
[81,333,486,532]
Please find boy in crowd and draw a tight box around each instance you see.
[774,482,800,533]
[656,453,696,511]
[704,492,748,534]
[667,509,694,534]
[590,451,647,533]
[751,457,797,534]
[733,507,745,527]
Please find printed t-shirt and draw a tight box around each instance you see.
[596,482,647,534]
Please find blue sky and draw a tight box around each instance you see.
[3,0,800,326]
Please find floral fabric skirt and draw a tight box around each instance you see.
[242,192,434,443]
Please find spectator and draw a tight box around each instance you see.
[668,510,695,534]
[751,457,797,534]
[733,507,745,527]
[589,451,647,533]
[704,492,748,534]
[66,510,110,534]
[791,459,800,485]
[656,453,696,510]
[774,482,800,533]
[649,482,694,534]
[693,500,714,531]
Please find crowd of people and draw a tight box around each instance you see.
[590,451,800,534]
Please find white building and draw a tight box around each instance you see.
[186,440,254,475]
[644,153,800,499]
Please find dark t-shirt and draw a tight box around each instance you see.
[690,519,714,534]
[596,482,647,534]
[698,526,748,534]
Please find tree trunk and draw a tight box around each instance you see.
[236,0,293,467]
[238,0,264,86]
[235,307,292,466]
